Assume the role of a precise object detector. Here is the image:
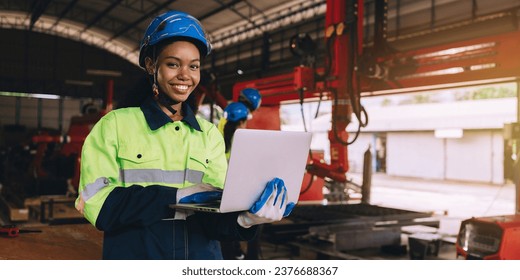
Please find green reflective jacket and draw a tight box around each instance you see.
[77,101,227,226]
[217,116,226,135]
[217,117,233,160]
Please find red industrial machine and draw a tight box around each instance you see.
[234,0,366,200]
[232,0,520,205]
[0,80,115,223]
[30,80,115,193]
[229,0,520,256]
[456,215,520,260]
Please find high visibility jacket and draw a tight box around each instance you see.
[217,116,227,135]
[217,117,232,160]
[77,97,256,259]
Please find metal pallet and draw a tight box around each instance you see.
[263,203,439,244]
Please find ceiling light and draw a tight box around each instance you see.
[86,69,122,77]
[65,80,94,86]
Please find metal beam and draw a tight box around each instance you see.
[50,0,79,29]
[82,0,123,31]
[211,0,264,31]
[212,1,325,48]
[110,0,178,40]
[199,0,243,20]
[29,0,52,30]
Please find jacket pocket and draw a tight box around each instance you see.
[188,150,208,170]
[185,150,208,184]
[118,145,160,166]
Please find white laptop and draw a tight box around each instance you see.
[171,129,312,213]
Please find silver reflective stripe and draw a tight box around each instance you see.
[120,168,204,184]
[185,169,204,184]
[82,177,109,201]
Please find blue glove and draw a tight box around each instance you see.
[237,177,295,228]
[176,184,223,203]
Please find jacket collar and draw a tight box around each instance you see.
[140,96,202,131]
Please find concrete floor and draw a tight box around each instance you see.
[357,173,516,236]
[0,223,103,260]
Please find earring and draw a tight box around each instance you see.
[152,84,159,98]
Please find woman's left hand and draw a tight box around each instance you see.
[76,193,85,215]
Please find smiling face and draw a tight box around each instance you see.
[145,41,201,108]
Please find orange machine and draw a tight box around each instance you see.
[456,215,520,260]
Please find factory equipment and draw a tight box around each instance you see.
[0,80,114,223]
[456,215,520,260]
[232,0,520,190]
[226,0,520,257]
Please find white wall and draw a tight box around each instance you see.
[491,131,505,184]
[346,134,374,173]
[289,123,508,185]
[445,130,504,184]
[386,132,445,179]
[355,130,505,184]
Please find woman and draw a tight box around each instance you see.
[222,102,249,160]
[75,10,292,260]
[217,88,261,135]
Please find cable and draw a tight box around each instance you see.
[298,89,308,133]
[328,9,368,146]
[314,91,323,119]
[347,16,367,128]
[299,174,315,195]
[297,87,317,195]
[481,182,510,216]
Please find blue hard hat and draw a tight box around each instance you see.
[139,10,212,68]
[224,102,249,122]
[239,88,262,111]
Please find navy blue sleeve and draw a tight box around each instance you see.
[194,212,258,242]
[95,185,177,231]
